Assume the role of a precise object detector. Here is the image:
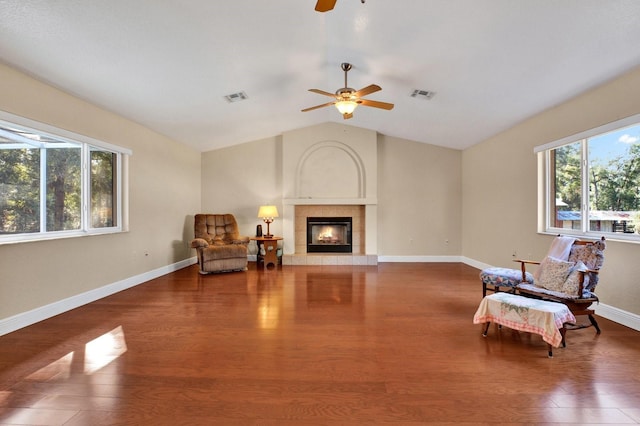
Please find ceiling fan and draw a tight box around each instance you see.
[315,0,365,13]
[301,62,394,119]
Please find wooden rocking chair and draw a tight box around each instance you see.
[514,236,606,334]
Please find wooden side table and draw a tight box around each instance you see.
[251,237,282,270]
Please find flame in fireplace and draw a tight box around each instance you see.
[318,226,340,243]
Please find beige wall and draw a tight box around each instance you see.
[377,134,462,256]
[0,64,201,320]
[462,65,640,315]
[200,136,282,255]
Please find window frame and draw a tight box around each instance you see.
[537,113,640,243]
[0,111,131,244]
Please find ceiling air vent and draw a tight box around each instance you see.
[224,91,248,103]
[410,89,436,100]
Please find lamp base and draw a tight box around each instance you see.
[264,220,273,239]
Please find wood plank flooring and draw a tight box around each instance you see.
[1,262,640,425]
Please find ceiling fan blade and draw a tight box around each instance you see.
[301,101,336,112]
[315,0,337,12]
[309,88,337,98]
[353,84,381,98]
[359,99,395,110]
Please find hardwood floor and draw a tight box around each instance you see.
[1,262,640,425]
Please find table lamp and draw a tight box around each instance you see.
[258,205,279,238]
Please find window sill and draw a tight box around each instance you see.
[539,230,640,245]
[0,228,125,245]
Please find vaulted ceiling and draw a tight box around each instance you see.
[2,1,640,152]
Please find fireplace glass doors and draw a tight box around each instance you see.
[306,217,352,253]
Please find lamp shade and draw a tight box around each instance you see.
[258,205,279,219]
[335,100,357,115]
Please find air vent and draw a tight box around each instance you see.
[410,89,436,100]
[224,91,248,103]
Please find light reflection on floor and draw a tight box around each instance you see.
[0,326,127,425]
[25,351,74,382]
[84,325,127,374]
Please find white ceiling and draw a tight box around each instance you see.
[2,1,640,152]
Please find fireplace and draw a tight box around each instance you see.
[307,217,352,253]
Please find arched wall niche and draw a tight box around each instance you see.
[294,140,365,199]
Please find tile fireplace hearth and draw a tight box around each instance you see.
[281,204,377,266]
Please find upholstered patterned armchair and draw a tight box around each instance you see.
[190,214,250,274]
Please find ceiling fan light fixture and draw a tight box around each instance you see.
[302,62,393,118]
[335,100,358,115]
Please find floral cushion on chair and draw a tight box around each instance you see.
[536,256,574,292]
[561,260,588,296]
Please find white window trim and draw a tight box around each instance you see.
[0,110,131,244]
[536,113,640,243]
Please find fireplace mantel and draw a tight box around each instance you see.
[283,198,377,206]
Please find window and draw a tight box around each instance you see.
[0,112,130,243]
[538,114,640,241]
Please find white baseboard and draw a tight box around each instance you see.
[377,255,463,263]
[461,256,492,271]
[0,257,198,337]
[595,303,640,331]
